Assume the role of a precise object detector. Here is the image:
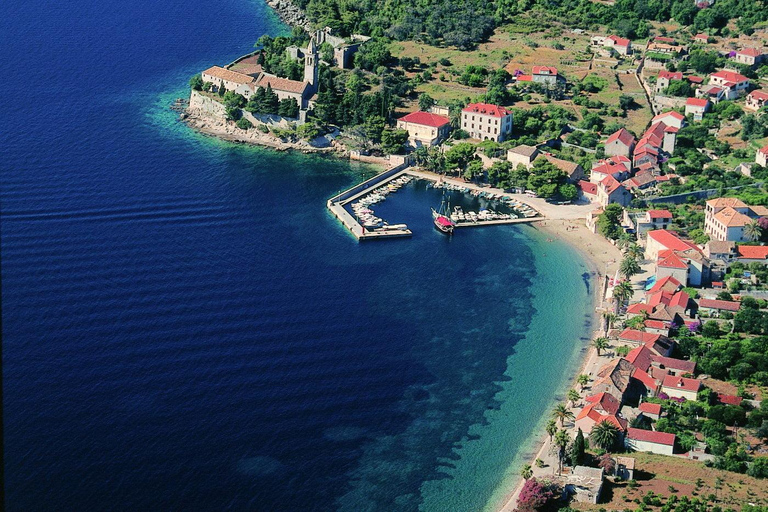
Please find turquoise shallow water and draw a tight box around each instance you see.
[2,0,594,510]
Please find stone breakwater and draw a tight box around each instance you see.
[266,0,310,31]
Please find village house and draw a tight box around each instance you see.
[507,145,539,169]
[593,358,635,403]
[585,206,602,233]
[396,111,451,147]
[618,329,675,357]
[623,171,657,194]
[655,71,683,94]
[591,156,632,183]
[633,118,679,169]
[661,375,702,400]
[574,402,627,435]
[704,240,737,262]
[592,35,632,56]
[597,175,632,207]
[536,154,585,183]
[604,128,636,158]
[565,466,604,504]
[632,209,673,237]
[638,402,662,421]
[685,98,709,121]
[626,428,675,455]
[645,229,700,261]
[736,245,768,264]
[704,197,768,242]
[531,66,564,85]
[733,48,765,68]
[758,145,768,167]
[745,90,768,112]
[698,298,740,317]
[579,181,599,205]
[701,70,751,101]
[461,103,513,142]
[652,111,685,130]
[692,33,709,44]
[646,42,683,56]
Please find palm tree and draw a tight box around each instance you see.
[613,280,634,306]
[593,337,610,356]
[617,232,633,250]
[552,403,575,427]
[627,243,644,261]
[620,255,641,280]
[577,374,590,391]
[744,220,762,242]
[546,419,558,441]
[553,429,570,474]
[590,420,620,451]
[602,312,617,334]
[567,389,581,407]
[520,464,533,480]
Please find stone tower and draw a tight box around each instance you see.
[304,39,318,88]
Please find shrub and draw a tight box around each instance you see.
[235,118,252,130]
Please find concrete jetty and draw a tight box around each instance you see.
[326,166,544,241]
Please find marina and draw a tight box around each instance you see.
[327,167,543,241]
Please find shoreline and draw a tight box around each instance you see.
[493,219,621,511]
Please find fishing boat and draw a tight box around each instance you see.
[432,197,455,234]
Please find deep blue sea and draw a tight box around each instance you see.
[1,1,594,510]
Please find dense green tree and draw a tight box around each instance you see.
[418,93,435,112]
[620,255,641,280]
[444,143,477,173]
[189,74,203,91]
[380,128,409,154]
[590,420,620,451]
[277,98,299,119]
[570,428,586,466]
[597,203,623,239]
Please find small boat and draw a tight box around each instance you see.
[432,197,455,235]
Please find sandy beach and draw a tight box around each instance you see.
[494,218,622,511]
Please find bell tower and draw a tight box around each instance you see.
[304,39,318,88]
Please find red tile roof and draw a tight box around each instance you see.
[647,230,699,252]
[462,103,511,117]
[716,393,743,406]
[608,35,631,47]
[711,70,749,83]
[648,209,673,219]
[693,33,709,41]
[627,303,653,315]
[737,48,762,58]
[658,71,683,81]
[749,91,768,101]
[657,250,689,270]
[648,289,690,309]
[651,355,696,374]
[639,402,662,415]
[649,275,681,293]
[600,175,623,194]
[532,66,558,75]
[698,298,741,311]
[256,74,308,94]
[662,375,702,393]
[202,66,258,85]
[626,345,653,372]
[737,245,768,260]
[634,368,659,392]
[398,111,451,128]
[606,128,636,147]
[585,392,621,415]
[628,427,675,445]
[644,320,668,330]
[760,145,768,156]
[577,180,597,195]
[687,75,704,84]
[653,111,685,123]
[686,98,709,107]
[619,329,661,344]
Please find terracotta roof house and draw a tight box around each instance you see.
[623,171,657,192]
[396,111,451,147]
[591,159,629,184]
[578,181,599,203]
[531,66,564,85]
[649,275,682,294]
[693,33,709,43]
[626,428,675,455]
[645,229,700,261]
[604,128,636,157]
[575,404,628,434]
[655,71,684,93]
[737,245,768,263]
[585,392,621,415]
[685,98,709,121]
[537,154,585,182]
[608,35,632,55]
[704,70,750,101]
[597,175,632,207]
[698,298,740,316]
[618,329,675,357]
[705,197,767,242]
[593,358,635,401]
[461,103,513,142]
[638,402,662,420]
[758,145,768,167]
[734,47,765,68]
[644,319,670,336]
[626,345,654,372]
[507,144,540,169]
[661,375,702,400]
[652,111,686,130]
[651,355,696,376]
[745,90,768,112]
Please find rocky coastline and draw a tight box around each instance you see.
[266,0,310,31]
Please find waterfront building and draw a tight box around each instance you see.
[395,111,451,147]
[507,145,539,169]
[626,428,675,455]
[460,103,513,142]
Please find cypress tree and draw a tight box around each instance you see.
[570,428,586,466]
